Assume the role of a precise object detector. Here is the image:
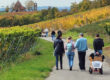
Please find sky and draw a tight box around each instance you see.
[0,0,82,8]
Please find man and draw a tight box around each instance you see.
[75,33,88,70]
[93,34,104,55]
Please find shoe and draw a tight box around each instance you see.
[56,68,59,70]
[70,67,72,71]
[60,66,63,70]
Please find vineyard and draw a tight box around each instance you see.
[0,26,40,62]
[31,6,110,30]
[0,12,41,27]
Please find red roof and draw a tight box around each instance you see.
[14,1,25,11]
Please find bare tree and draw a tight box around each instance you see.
[25,0,34,11]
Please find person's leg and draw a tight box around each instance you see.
[70,52,75,67]
[53,35,56,41]
[47,32,48,37]
[52,35,53,41]
[67,54,70,67]
[78,52,84,70]
[98,50,103,55]
[55,54,59,70]
[60,55,63,69]
[82,52,86,70]
[70,55,73,67]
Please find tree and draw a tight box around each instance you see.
[10,2,15,12]
[5,6,9,12]
[25,0,34,11]
[79,0,91,11]
[70,2,79,13]
[101,0,108,6]
[47,7,59,19]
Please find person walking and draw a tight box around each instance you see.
[75,33,88,70]
[54,34,65,70]
[51,30,56,41]
[93,34,104,55]
[65,37,75,71]
[44,28,49,37]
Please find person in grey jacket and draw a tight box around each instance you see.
[54,34,65,70]
[75,33,88,70]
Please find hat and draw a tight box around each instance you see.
[80,33,83,36]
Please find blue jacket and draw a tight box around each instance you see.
[75,37,88,52]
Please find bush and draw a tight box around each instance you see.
[0,26,40,62]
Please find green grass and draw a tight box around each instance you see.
[0,39,55,80]
[0,12,7,15]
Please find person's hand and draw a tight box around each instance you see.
[96,52,99,55]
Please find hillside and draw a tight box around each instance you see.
[31,6,110,30]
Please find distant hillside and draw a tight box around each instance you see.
[0,6,70,12]
[0,8,5,12]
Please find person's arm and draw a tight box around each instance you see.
[102,39,104,47]
[61,40,65,54]
[86,39,88,50]
[93,39,97,52]
[75,39,79,48]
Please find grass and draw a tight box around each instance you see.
[0,39,55,80]
[0,12,7,15]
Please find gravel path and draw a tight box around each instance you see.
[41,37,110,80]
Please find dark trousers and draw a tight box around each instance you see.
[55,54,63,69]
[78,51,86,70]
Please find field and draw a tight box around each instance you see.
[0,39,55,80]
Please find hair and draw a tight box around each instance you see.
[68,36,72,40]
[80,33,84,37]
[96,34,100,37]
[57,34,62,39]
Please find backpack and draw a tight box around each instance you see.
[66,42,73,52]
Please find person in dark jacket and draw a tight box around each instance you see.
[51,30,56,41]
[93,34,104,55]
[54,34,65,70]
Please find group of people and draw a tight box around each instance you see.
[54,31,104,71]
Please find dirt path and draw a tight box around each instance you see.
[41,37,110,80]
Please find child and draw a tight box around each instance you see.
[65,37,75,71]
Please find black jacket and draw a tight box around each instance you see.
[51,31,56,35]
[54,38,64,55]
[93,38,104,52]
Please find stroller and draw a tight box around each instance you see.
[89,53,105,74]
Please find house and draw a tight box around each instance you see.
[13,0,26,12]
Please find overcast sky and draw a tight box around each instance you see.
[0,0,82,8]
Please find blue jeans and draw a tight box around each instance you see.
[52,35,55,41]
[66,52,75,68]
[46,32,48,37]
[95,50,103,55]
[55,54,63,68]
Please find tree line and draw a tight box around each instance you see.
[70,0,110,13]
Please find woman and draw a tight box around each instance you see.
[54,34,65,70]
[65,37,75,71]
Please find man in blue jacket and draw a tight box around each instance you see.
[75,33,88,70]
